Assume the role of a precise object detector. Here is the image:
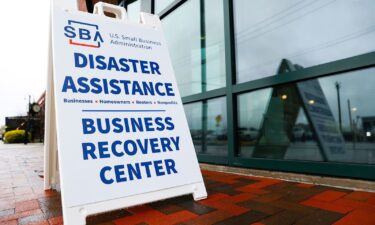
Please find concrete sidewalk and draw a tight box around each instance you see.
[0,143,375,225]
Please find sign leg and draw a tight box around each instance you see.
[44,19,59,190]
[192,182,207,201]
[64,206,87,225]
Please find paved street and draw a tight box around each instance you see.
[0,143,375,225]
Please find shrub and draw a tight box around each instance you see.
[3,130,31,143]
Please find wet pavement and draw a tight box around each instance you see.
[0,143,375,225]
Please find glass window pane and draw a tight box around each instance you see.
[237,67,375,164]
[317,68,375,164]
[184,102,202,153]
[184,97,227,156]
[204,0,226,92]
[205,97,227,156]
[162,0,226,97]
[155,0,175,14]
[234,0,375,83]
[237,87,323,161]
[127,0,140,22]
[163,0,201,96]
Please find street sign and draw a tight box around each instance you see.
[49,2,206,224]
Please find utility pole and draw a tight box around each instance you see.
[335,82,342,132]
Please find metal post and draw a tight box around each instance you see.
[223,0,236,164]
[200,0,207,93]
[200,0,207,153]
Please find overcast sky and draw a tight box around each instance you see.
[0,1,50,125]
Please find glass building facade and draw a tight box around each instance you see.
[118,0,375,180]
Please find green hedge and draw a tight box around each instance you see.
[3,130,31,143]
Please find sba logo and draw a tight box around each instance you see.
[64,20,104,48]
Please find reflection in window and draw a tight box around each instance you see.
[162,0,226,97]
[237,65,375,164]
[234,0,375,83]
[205,97,227,156]
[162,0,200,96]
[203,0,226,92]
[184,97,227,156]
[184,102,202,153]
[238,87,322,161]
[318,68,375,164]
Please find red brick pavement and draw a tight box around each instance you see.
[1,143,375,225]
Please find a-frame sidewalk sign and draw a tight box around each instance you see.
[44,1,207,224]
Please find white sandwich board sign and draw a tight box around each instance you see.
[48,2,207,224]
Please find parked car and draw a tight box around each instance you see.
[238,127,259,141]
